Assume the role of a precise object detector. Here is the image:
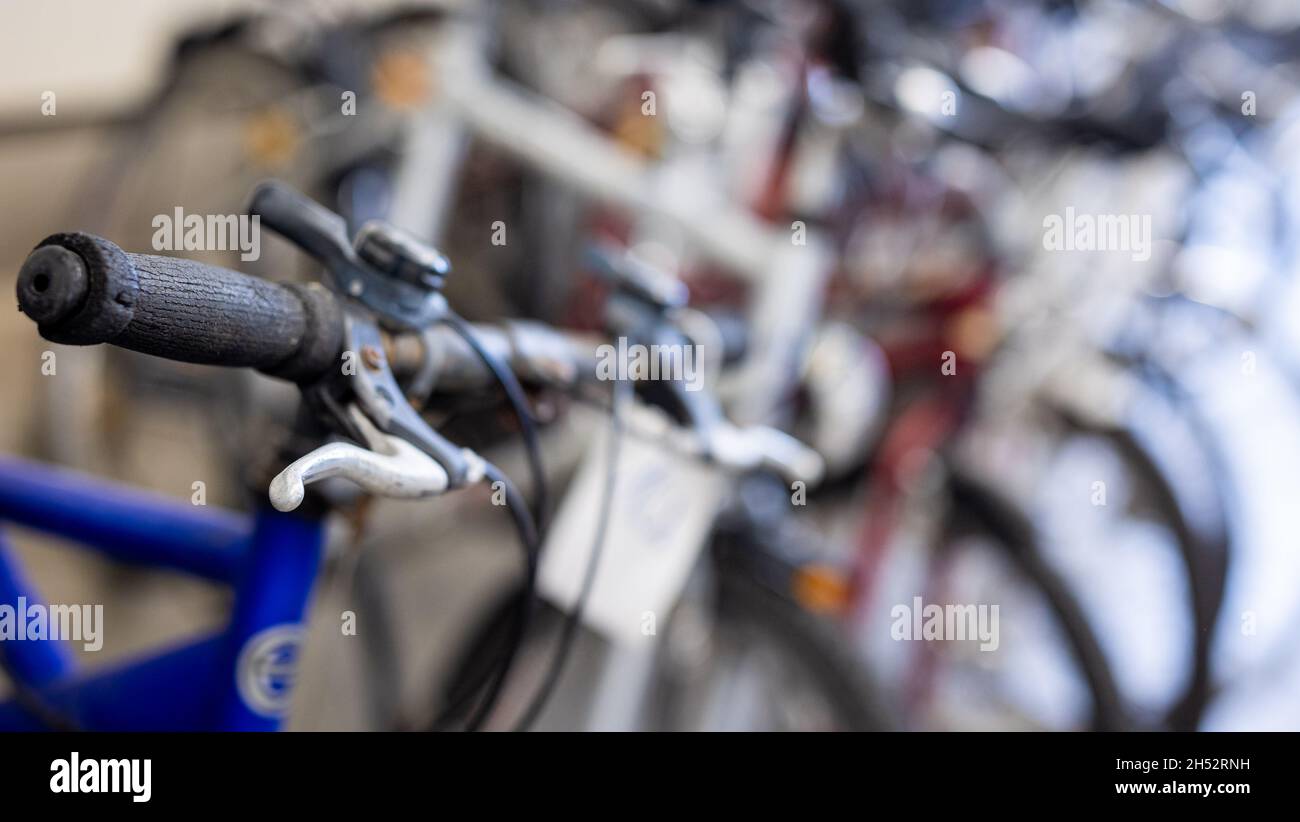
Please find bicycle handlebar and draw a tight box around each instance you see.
[12,233,711,397]
[16,232,604,393]
[387,321,602,392]
[15,234,818,483]
[16,233,343,383]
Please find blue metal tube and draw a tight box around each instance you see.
[0,529,75,687]
[215,506,326,731]
[0,634,226,731]
[0,456,251,584]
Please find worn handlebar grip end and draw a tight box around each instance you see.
[17,233,137,345]
[15,232,343,384]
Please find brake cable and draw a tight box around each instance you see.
[240,183,555,729]
[462,463,540,731]
[512,375,629,731]
[411,309,547,731]
[441,311,550,533]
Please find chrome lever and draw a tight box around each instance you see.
[269,436,451,512]
[706,424,826,487]
[617,403,825,486]
[268,404,483,512]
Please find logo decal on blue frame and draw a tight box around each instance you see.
[236,625,304,718]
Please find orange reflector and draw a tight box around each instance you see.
[793,564,851,615]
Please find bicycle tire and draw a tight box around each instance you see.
[941,464,1130,731]
[1052,411,1228,730]
[426,568,891,732]
[649,566,893,732]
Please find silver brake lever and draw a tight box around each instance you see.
[706,423,826,487]
[268,405,483,512]
[269,437,449,512]
[619,404,825,486]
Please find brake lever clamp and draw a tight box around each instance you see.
[249,180,450,329]
[249,181,487,502]
[335,310,475,488]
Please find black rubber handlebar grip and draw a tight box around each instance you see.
[15,232,342,383]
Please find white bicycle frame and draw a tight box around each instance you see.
[389,10,835,729]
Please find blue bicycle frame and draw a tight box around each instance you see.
[0,455,325,731]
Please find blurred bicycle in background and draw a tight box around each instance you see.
[2,0,1300,732]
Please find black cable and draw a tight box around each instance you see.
[428,310,549,730]
[442,312,550,534]
[511,377,628,731]
[461,462,539,731]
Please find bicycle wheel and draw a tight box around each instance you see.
[1045,412,1228,731]
[910,466,1130,731]
[425,561,889,732]
[648,566,892,731]
[914,391,1228,731]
